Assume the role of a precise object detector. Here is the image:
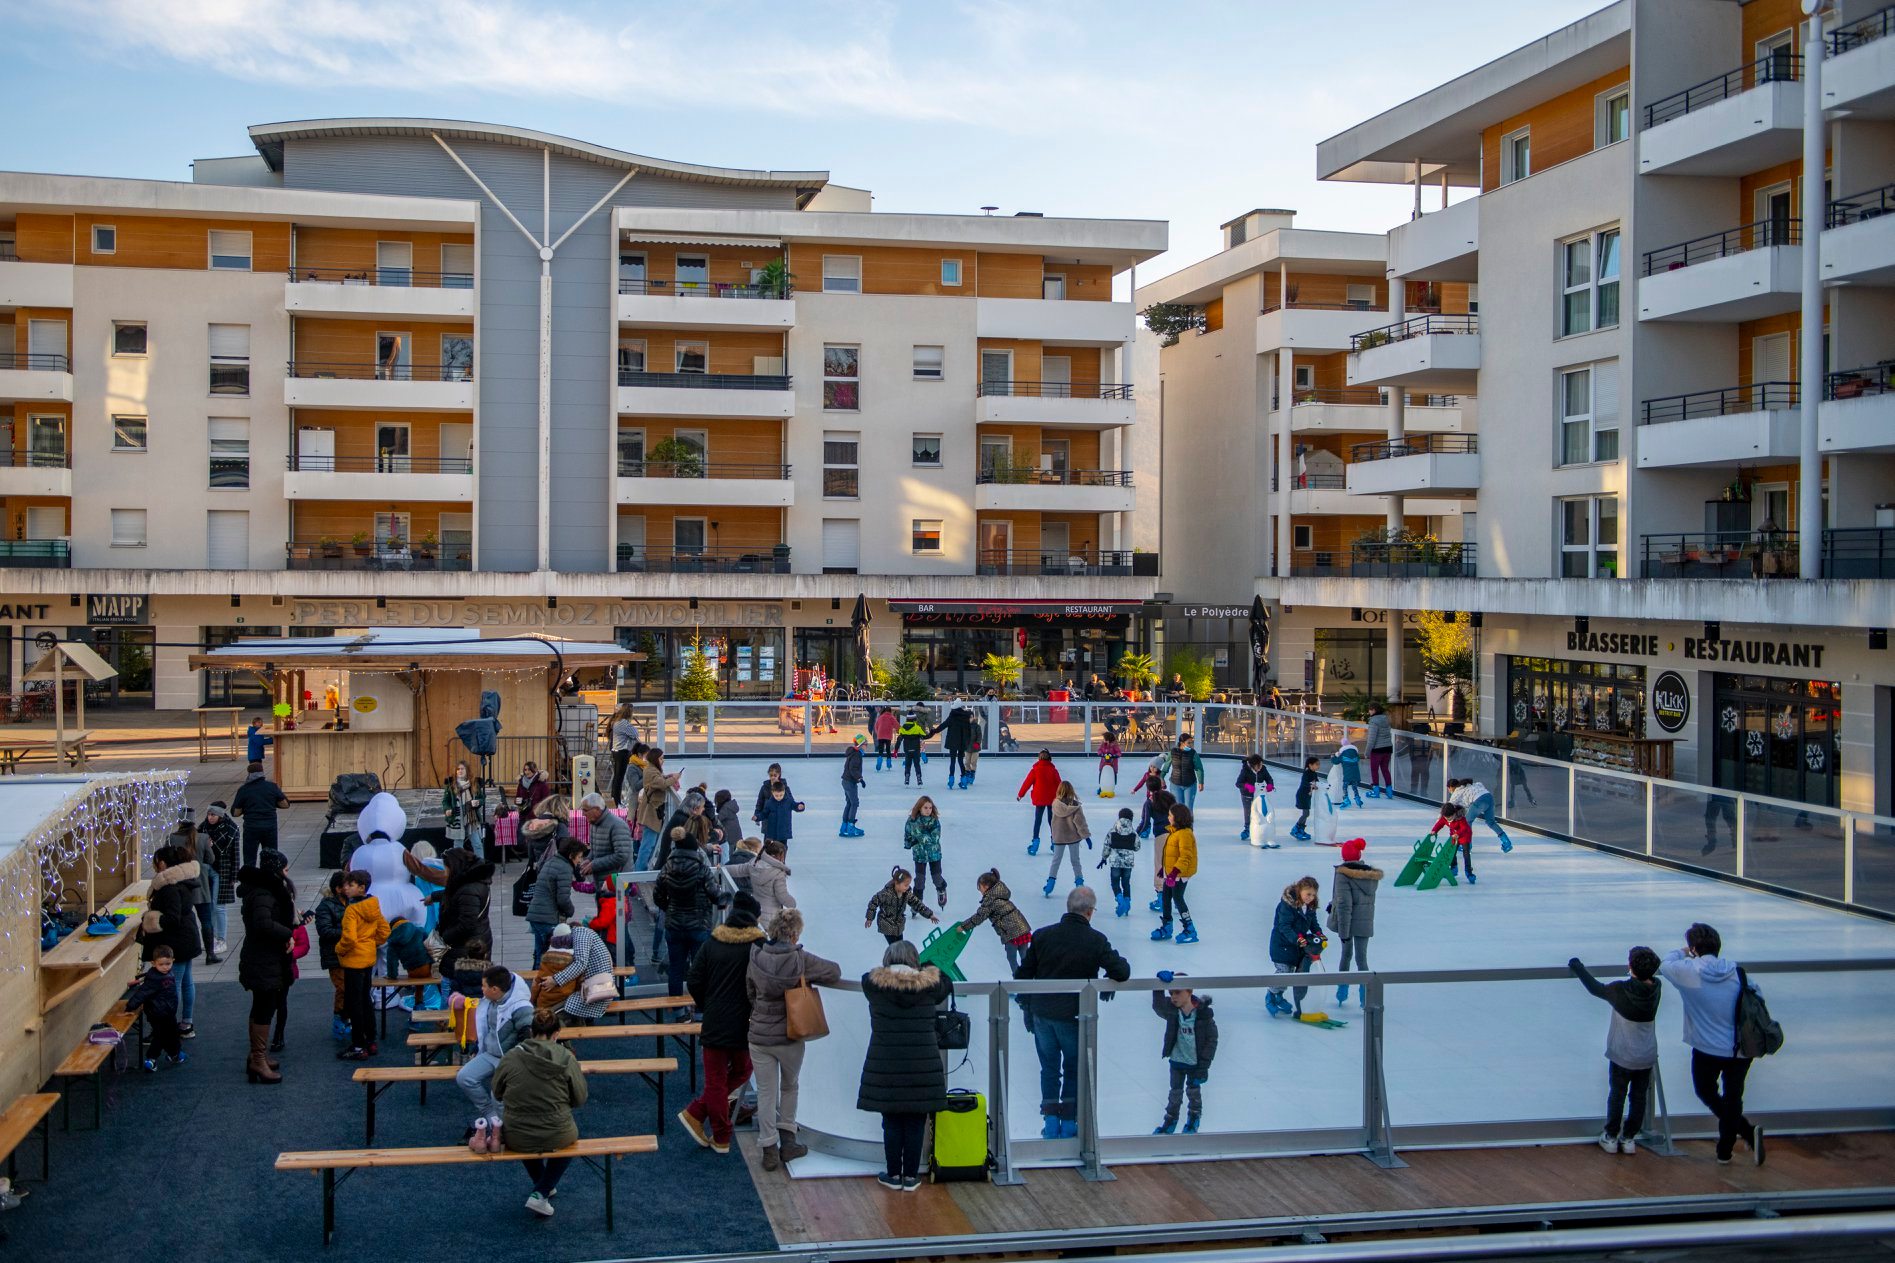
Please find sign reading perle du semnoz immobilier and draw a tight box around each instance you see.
[1567,629,1825,670]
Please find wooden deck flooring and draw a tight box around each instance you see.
[739,1131,1895,1248]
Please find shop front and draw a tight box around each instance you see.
[894,601,1149,694]
[1710,673,1841,808]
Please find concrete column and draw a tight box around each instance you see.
[1386,282,1407,535]
[1275,427,1292,576]
[1798,18,1825,579]
[1385,612,1405,703]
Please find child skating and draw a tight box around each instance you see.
[960,869,1032,972]
[1568,946,1663,1155]
[1430,801,1475,883]
[872,707,898,771]
[1449,777,1513,852]
[1017,749,1062,855]
[1151,803,1199,942]
[1144,788,1177,912]
[1151,970,1217,1134]
[903,796,948,907]
[1096,734,1122,798]
[1331,740,1365,809]
[1236,754,1276,845]
[1130,755,1165,837]
[1290,756,1322,841]
[1326,838,1380,1005]
[839,735,867,837]
[895,711,928,785]
[1044,782,1093,896]
[1100,807,1140,916]
[1266,876,1323,1017]
[865,865,938,943]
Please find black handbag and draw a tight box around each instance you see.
[936,993,971,1050]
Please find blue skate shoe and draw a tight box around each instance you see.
[1153,1118,1177,1135]
[1175,921,1199,945]
[1043,877,1057,898]
[1149,922,1173,941]
[1182,1116,1200,1135]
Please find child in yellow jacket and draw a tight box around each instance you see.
[335,871,389,1059]
[1153,804,1200,945]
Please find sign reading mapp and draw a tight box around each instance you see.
[292,600,785,628]
[87,594,148,625]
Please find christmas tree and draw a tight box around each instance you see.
[678,634,720,726]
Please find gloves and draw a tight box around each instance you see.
[1084,836,1094,849]
[1187,1072,1208,1087]
[1156,969,1174,983]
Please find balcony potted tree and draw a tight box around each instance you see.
[754,257,794,299]
[646,437,704,480]
[414,530,438,562]
[318,535,342,561]
[350,530,372,559]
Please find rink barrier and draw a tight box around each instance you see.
[615,700,1895,920]
[791,957,1895,1183]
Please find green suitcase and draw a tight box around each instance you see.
[931,1088,989,1182]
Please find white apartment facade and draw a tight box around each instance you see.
[1145,0,1895,816]
[0,120,1165,708]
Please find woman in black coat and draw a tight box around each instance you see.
[857,940,953,1189]
[235,850,298,1085]
[141,843,204,1034]
[434,849,495,951]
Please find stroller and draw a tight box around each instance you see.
[995,716,1021,753]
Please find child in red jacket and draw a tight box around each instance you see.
[873,708,899,771]
[1017,749,1063,856]
[1430,803,1476,885]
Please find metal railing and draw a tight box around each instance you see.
[0,448,70,469]
[287,454,474,474]
[1289,542,1476,578]
[1641,381,1798,424]
[975,468,1134,487]
[616,370,792,391]
[1349,314,1478,353]
[1830,3,1895,54]
[1827,181,1895,228]
[1824,365,1895,399]
[0,242,18,261]
[976,380,1135,400]
[616,459,790,479]
[1274,387,1465,409]
[0,351,71,372]
[1284,472,1347,491]
[1642,532,1801,579]
[284,541,473,571]
[1825,526,1895,578]
[616,545,790,574]
[1645,52,1803,128]
[976,549,1138,577]
[617,277,791,299]
[0,539,70,568]
[288,265,473,289]
[1260,299,1439,315]
[286,360,473,382]
[1642,218,1800,275]
[1349,433,1478,462]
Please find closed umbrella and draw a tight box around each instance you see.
[851,594,872,688]
[1248,595,1271,695]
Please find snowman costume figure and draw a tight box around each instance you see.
[353,793,429,1005]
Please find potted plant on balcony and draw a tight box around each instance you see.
[318,536,342,560]
[1357,329,1391,350]
[350,530,372,558]
[414,530,438,561]
[646,437,704,480]
[755,257,794,299]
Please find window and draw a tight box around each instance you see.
[911,433,942,466]
[376,331,411,380]
[675,340,708,374]
[207,230,252,271]
[1500,128,1530,185]
[617,339,646,374]
[441,243,474,289]
[110,508,147,547]
[1560,229,1620,337]
[1292,524,1314,550]
[673,517,707,554]
[112,415,148,452]
[617,427,645,475]
[441,334,473,382]
[208,324,249,395]
[1293,364,1315,392]
[618,251,647,291]
[1559,362,1620,466]
[912,345,944,380]
[823,432,860,498]
[821,519,861,574]
[1560,495,1619,577]
[823,344,860,409]
[112,322,147,356]
[209,417,250,489]
[1345,283,1375,308]
[675,254,709,291]
[940,258,962,287]
[822,255,862,294]
[92,224,117,254]
[911,519,944,554]
[1598,87,1631,147]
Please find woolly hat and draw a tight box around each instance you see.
[1118,807,1135,821]
[548,924,574,951]
[258,847,289,876]
[726,891,762,928]
[1340,837,1367,863]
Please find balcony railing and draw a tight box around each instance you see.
[1641,381,1798,425]
[1642,532,1800,579]
[1349,433,1478,462]
[976,380,1134,400]
[976,549,1142,577]
[1827,181,1895,228]
[617,460,790,479]
[289,265,473,289]
[0,448,70,469]
[1824,365,1895,399]
[0,243,18,261]
[617,278,792,299]
[0,351,71,372]
[1645,52,1803,129]
[1825,526,1895,578]
[1349,314,1478,353]
[286,360,473,382]
[617,370,792,391]
[0,540,70,568]
[1289,542,1476,578]
[285,541,473,571]
[974,469,1134,487]
[617,545,790,574]
[1274,387,1466,409]
[1283,472,1347,490]
[1641,218,1800,275]
[1260,299,1440,315]
[1829,3,1895,54]
[287,454,474,474]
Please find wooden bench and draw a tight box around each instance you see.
[371,965,640,1038]
[351,1056,677,1145]
[0,1094,58,1184]
[409,1021,702,1091]
[50,1002,140,1130]
[409,994,688,1026]
[276,1134,657,1244]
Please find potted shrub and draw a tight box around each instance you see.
[318,536,342,560]
[350,530,372,558]
[414,530,438,561]
[1116,651,1158,699]
[755,257,794,299]
[646,437,705,479]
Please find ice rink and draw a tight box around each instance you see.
[664,752,1895,1172]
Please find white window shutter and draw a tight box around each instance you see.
[208,324,249,357]
[207,510,249,568]
[821,519,860,571]
[1593,361,1619,427]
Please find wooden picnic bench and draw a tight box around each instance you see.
[408,993,689,1026]
[0,730,89,774]
[276,1134,658,1245]
[351,1056,677,1145]
[0,1093,59,1184]
[373,965,643,1039]
[50,1001,140,1130]
[409,1021,702,1091]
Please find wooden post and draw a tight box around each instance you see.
[53,652,65,764]
[271,671,285,784]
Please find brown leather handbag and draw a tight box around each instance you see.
[783,968,829,1041]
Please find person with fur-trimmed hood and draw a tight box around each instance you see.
[1266,876,1323,1019]
[857,940,954,1190]
[1150,970,1218,1135]
[678,892,769,1154]
[1326,838,1382,1007]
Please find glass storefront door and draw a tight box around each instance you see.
[1712,674,1840,808]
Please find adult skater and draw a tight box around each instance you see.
[1449,777,1512,852]
[1014,886,1130,1137]
[1364,705,1395,799]
[929,703,979,790]
[1159,732,1205,811]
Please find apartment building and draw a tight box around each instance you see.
[1145,0,1894,815]
[0,119,1165,708]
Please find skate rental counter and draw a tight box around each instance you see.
[187,630,630,800]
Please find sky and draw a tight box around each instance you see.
[0,0,1607,284]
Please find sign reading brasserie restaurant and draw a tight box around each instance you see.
[1567,628,1825,670]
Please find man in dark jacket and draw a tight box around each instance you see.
[653,830,726,999]
[1014,886,1130,1138]
[657,791,717,868]
[680,893,767,1153]
[230,761,289,870]
[929,704,979,790]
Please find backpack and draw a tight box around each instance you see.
[1733,966,1784,1058]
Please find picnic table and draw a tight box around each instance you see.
[194,706,244,762]
[0,730,90,774]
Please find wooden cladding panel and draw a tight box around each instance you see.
[615,418,784,465]
[1737,313,1801,385]
[617,328,787,375]
[73,214,291,273]
[11,309,72,359]
[292,410,469,463]
[1480,65,1630,192]
[293,228,475,275]
[14,214,74,264]
[619,245,781,290]
[976,511,1110,554]
[1049,263,1114,301]
[977,426,1103,468]
[293,318,474,365]
[1280,274,1386,308]
[0,498,71,534]
[292,502,460,541]
[1294,514,1429,552]
[788,244,969,297]
[975,253,1042,299]
[978,338,1042,382]
[619,506,783,551]
[1743,0,1801,52]
[1203,298,1225,332]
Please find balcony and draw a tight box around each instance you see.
[284,266,476,319]
[1820,366,1895,454]
[615,370,795,419]
[1279,471,1355,515]
[1289,541,1476,579]
[0,539,70,569]
[1822,182,1895,285]
[0,351,73,403]
[1825,6,1895,117]
[973,468,1136,513]
[975,297,1133,345]
[1345,433,1480,497]
[284,361,474,412]
[1386,195,1478,282]
[286,540,473,572]
[282,454,476,503]
[1637,383,1801,468]
[976,548,1149,578]
[1825,526,1895,578]
[1642,532,1801,579]
[1638,221,1800,322]
[1255,301,1394,354]
[1273,387,1471,435]
[1640,54,1804,176]
[0,256,73,309]
[617,544,790,574]
[614,460,795,508]
[1346,315,1479,391]
[615,278,795,332]
[976,380,1135,429]
[0,449,72,498]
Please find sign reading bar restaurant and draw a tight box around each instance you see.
[293,599,785,628]
[893,601,1142,623]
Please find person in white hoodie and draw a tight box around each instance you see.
[1659,922,1763,1166]
[457,964,536,1125]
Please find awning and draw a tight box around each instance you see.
[620,232,782,248]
